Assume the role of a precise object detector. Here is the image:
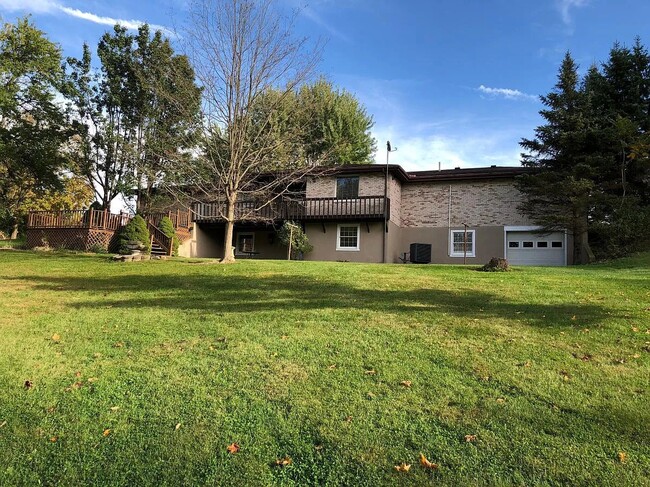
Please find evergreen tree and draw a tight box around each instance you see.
[520,43,650,261]
[518,53,596,263]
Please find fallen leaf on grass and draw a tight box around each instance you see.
[226,442,240,454]
[175,423,181,431]
[275,457,292,467]
[102,429,111,437]
[280,335,289,340]
[394,463,411,472]
[75,371,82,378]
[496,397,506,404]
[618,451,627,463]
[24,380,33,389]
[400,380,412,388]
[0,421,6,428]
[114,342,124,348]
[87,377,98,383]
[344,415,353,423]
[327,364,337,370]
[364,369,376,375]
[51,333,61,342]
[50,437,57,442]
[465,434,477,442]
[109,406,120,412]
[419,453,438,469]
[560,370,571,381]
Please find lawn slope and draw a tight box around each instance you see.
[0,252,648,486]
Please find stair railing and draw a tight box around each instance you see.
[146,221,173,256]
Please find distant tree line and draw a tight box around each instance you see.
[519,41,650,262]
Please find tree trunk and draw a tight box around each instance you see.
[221,198,236,263]
[10,223,19,240]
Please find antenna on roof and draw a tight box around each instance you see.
[438,161,441,171]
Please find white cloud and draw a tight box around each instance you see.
[372,125,525,171]
[0,0,171,34]
[477,85,537,101]
[58,6,171,34]
[556,0,589,26]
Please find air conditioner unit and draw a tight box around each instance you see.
[409,243,431,264]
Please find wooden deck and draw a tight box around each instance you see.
[192,196,389,223]
[26,209,192,253]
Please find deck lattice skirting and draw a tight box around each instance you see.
[26,209,192,252]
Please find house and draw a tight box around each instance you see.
[184,164,571,266]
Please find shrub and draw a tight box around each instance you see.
[118,215,151,255]
[480,257,510,272]
[277,221,313,259]
[88,243,108,254]
[158,216,179,256]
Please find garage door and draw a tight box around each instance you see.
[506,231,566,266]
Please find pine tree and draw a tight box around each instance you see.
[518,53,596,263]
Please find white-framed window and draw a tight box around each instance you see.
[450,229,475,257]
[235,232,255,254]
[336,224,360,251]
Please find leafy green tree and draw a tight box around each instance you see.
[0,17,70,237]
[296,79,376,165]
[249,79,376,167]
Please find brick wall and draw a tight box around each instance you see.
[400,180,531,227]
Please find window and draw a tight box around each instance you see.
[450,229,475,257]
[537,241,548,248]
[336,224,360,251]
[236,233,254,254]
[336,177,359,199]
[523,241,534,248]
[508,241,520,248]
[552,241,563,248]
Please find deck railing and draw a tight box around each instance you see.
[192,196,388,222]
[144,209,192,230]
[27,209,130,231]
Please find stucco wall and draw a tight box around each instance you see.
[400,180,531,227]
[399,226,506,264]
[304,221,384,263]
[188,224,289,260]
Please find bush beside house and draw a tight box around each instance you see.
[158,216,179,256]
[118,215,151,255]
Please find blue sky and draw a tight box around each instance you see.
[2,0,650,171]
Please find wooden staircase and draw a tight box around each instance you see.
[146,221,174,257]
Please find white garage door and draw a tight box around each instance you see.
[506,231,566,266]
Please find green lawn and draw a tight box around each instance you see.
[0,251,649,486]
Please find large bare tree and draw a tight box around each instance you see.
[174,0,325,263]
